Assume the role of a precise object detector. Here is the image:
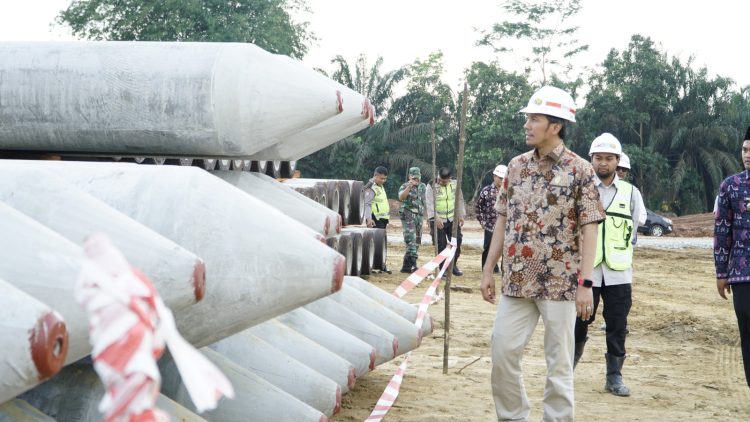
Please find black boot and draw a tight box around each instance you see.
[400,256,412,273]
[573,337,588,368]
[409,256,418,272]
[452,264,463,276]
[604,353,631,396]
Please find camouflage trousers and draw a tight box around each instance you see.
[400,210,422,258]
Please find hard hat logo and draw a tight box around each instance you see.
[520,86,577,122]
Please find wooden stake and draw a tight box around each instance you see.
[431,121,439,292]
[444,83,469,374]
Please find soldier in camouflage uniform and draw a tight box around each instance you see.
[398,167,427,273]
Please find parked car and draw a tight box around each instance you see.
[637,208,673,237]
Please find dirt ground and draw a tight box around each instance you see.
[331,227,750,421]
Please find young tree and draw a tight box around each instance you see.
[477,0,588,84]
[57,0,315,59]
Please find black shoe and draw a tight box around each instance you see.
[409,256,418,273]
[452,265,463,276]
[400,256,412,273]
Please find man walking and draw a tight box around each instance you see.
[480,86,603,421]
[426,167,466,276]
[364,166,390,229]
[475,164,507,273]
[573,133,647,397]
[714,126,750,389]
[398,167,426,273]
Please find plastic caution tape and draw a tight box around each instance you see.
[76,233,234,421]
[392,244,455,298]
[366,241,456,422]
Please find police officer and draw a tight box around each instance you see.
[426,167,466,276]
[364,166,390,229]
[398,167,426,273]
[574,133,647,397]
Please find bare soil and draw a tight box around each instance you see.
[332,236,750,421]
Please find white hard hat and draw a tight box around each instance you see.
[493,164,508,178]
[519,86,577,122]
[589,133,622,156]
[618,153,631,170]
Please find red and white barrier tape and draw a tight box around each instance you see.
[366,242,456,422]
[76,233,234,421]
[392,245,455,298]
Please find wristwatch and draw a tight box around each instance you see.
[578,278,593,288]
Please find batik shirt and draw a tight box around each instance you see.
[475,183,499,232]
[714,170,750,284]
[495,143,605,301]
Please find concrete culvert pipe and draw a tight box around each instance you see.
[276,308,376,378]
[372,228,388,271]
[19,362,207,422]
[0,279,69,404]
[346,231,363,277]
[348,180,365,225]
[342,228,375,275]
[217,159,232,170]
[279,161,296,178]
[336,234,353,275]
[336,181,351,224]
[201,158,216,170]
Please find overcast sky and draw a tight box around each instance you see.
[1,0,747,91]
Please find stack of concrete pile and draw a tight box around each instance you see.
[0,40,425,421]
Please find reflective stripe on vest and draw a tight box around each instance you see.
[594,180,634,271]
[371,184,390,220]
[435,182,456,220]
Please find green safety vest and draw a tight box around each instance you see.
[435,181,456,220]
[594,180,634,271]
[371,184,390,220]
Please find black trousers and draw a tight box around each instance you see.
[481,229,500,271]
[574,280,632,357]
[372,217,389,229]
[733,282,750,388]
[429,219,462,263]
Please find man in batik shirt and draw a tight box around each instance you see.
[475,164,507,273]
[480,86,604,421]
[714,125,750,389]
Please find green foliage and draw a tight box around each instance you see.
[477,0,588,84]
[57,0,315,58]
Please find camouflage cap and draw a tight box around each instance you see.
[408,167,421,177]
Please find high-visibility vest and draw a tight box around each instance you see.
[371,184,390,220]
[435,181,456,220]
[594,180,634,271]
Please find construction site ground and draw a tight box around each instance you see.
[332,214,750,421]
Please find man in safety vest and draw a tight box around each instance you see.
[574,133,646,397]
[364,166,390,229]
[426,167,466,276]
